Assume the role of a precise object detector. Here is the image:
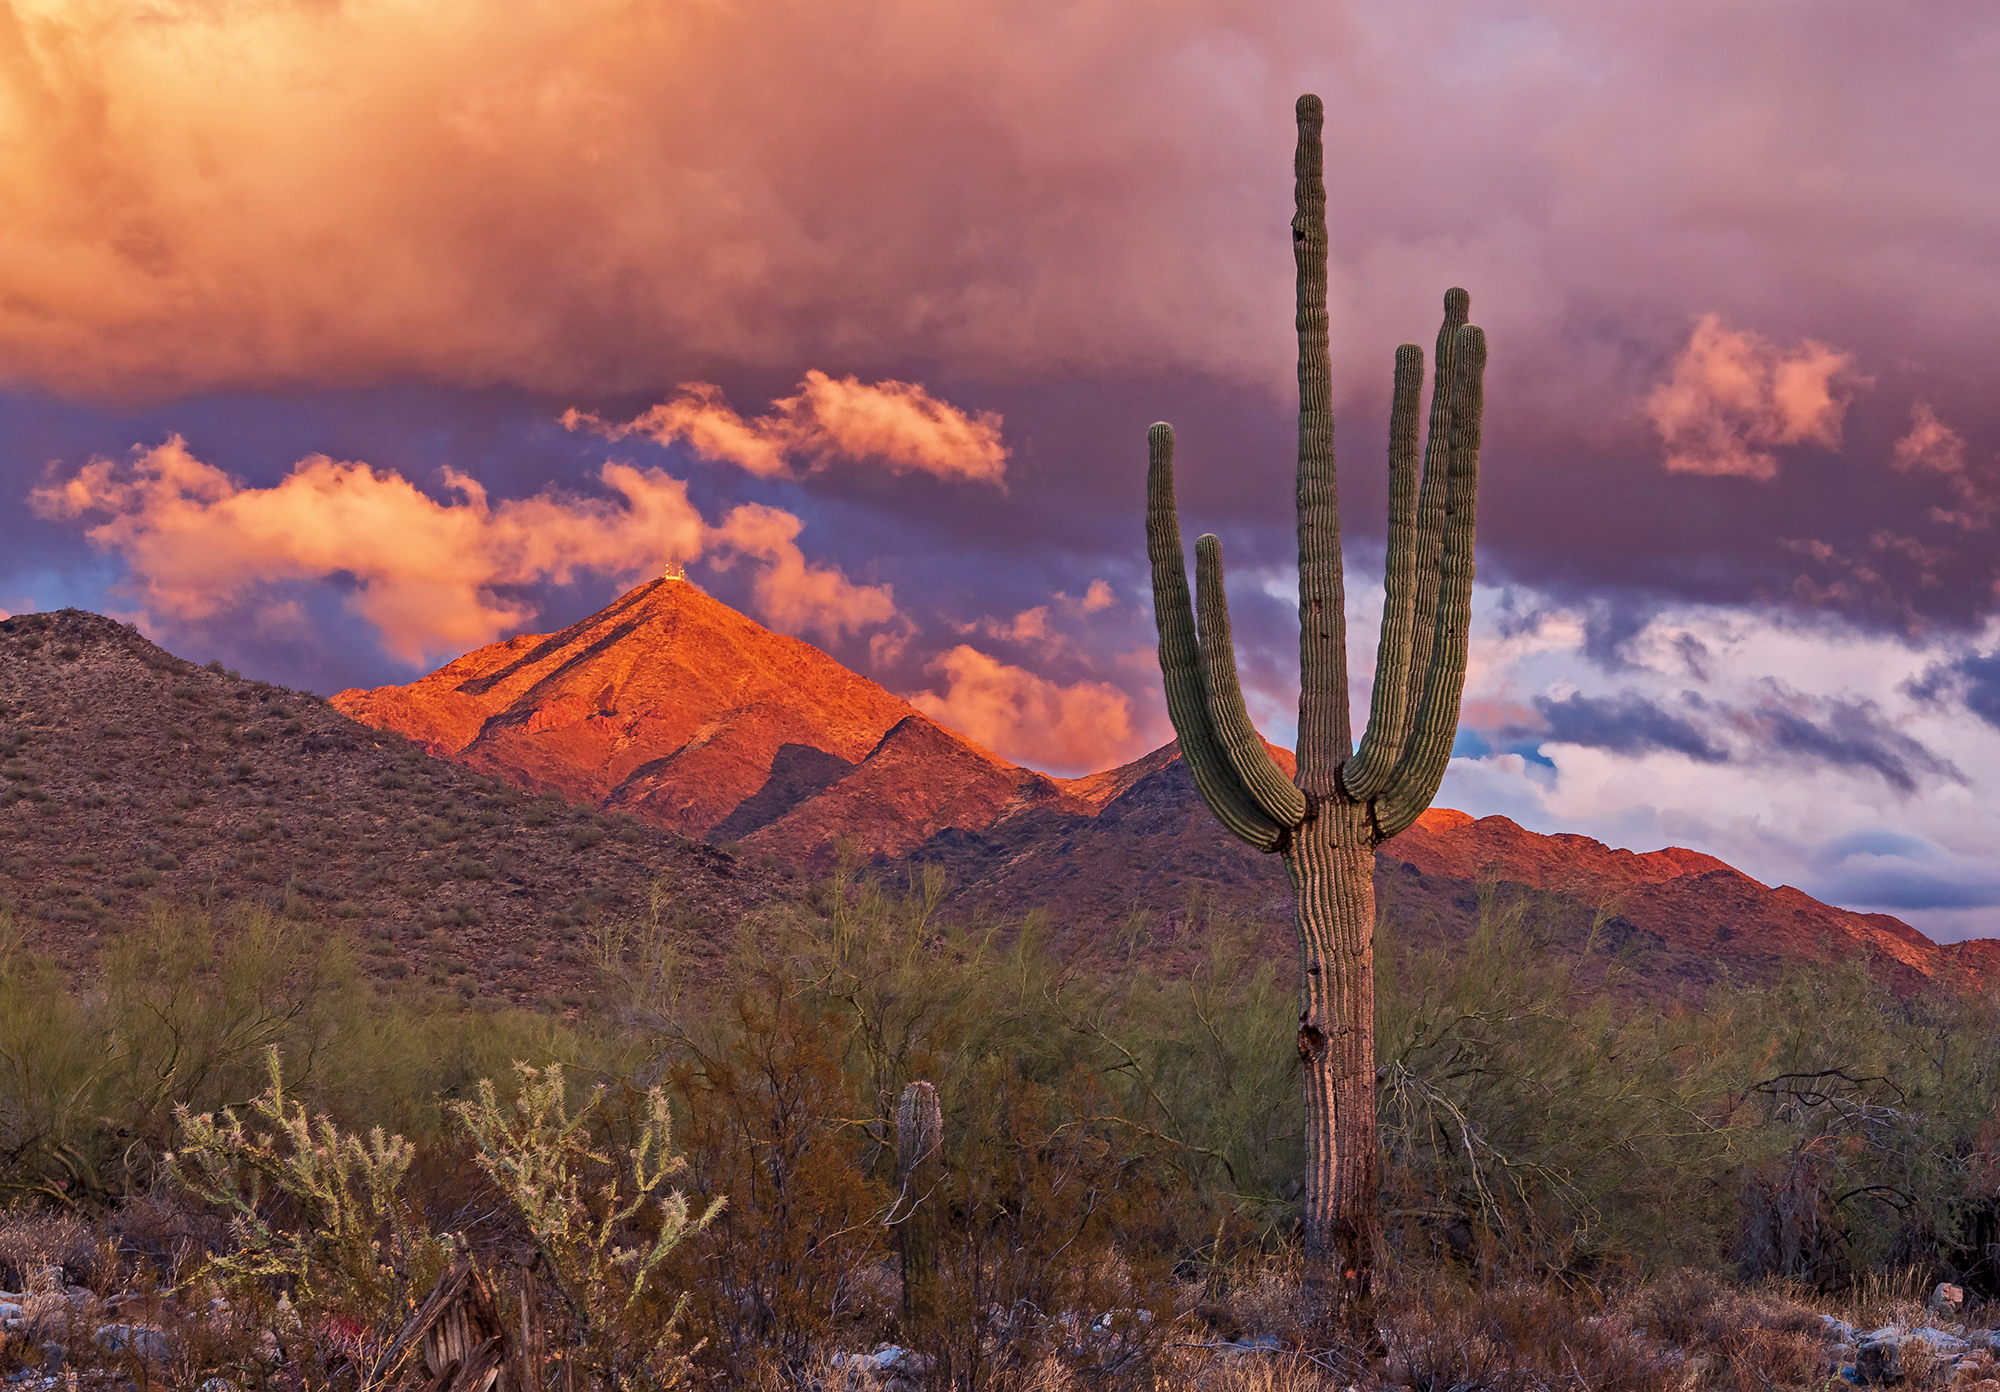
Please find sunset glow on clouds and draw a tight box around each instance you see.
[30,439,895,663]
[6,1,2000,934]
[910,645,1143,777]
[568,373,1009,483]
[1645,315,1861,481]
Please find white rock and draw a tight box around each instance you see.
[1907,1326,1969,1355]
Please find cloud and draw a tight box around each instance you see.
[569,372,1008,484]
[707,502,897,642]
[983,606,1052,644]
[1894,401,1967,476]
[1891,401,1995,529]
[1524,691,1728,763]
[1063,579,1117,614]
[1742,694,1963,795]
[908,645,1137,776]
[1644,314,1862,480]
[30,436,891,661]
[1514,685,1958,794]
[1906,649,2000,733]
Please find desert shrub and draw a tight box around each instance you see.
[168,1049,453,1335]
[0,905,356,1202]
[452,1064,720,1390]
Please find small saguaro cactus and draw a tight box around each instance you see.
[1145,94,1486,1337]
[894,1080,944,1334]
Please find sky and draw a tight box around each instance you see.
[4,1,1998,939]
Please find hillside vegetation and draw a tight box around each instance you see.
[3,870,2000,1388]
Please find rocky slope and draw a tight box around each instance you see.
[334,578,1085,858]
[0,609,780,1001]
[881,743,1999,994]
[330,583,1999,995]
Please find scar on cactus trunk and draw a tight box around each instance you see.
[1144,93,1487,1345]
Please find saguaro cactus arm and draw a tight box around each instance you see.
[1292,94,1349,796]
[1374,322,1487,839]
[1195,535,1310,826]
[1147,424,1297,851]
[1339,342,1426,801]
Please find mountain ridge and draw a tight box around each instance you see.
[312,580,1998,993]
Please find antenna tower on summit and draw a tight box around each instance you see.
[662,561,687,581]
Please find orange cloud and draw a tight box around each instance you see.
[1893,401,1992,529]
[1645,315,1861,480]
[1070,579,1116,614]
[707,503,897,641]
[569,372,1008,483]
[31,437,892,661]
[908,645,1136,776]
[0,0,1306,402]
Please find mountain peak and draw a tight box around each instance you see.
[333,581,1064,851]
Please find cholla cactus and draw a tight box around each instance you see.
[169,1047,452,1335]
[1145,94,1486,1336]
[449,1064,723,1392]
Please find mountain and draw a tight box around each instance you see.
[882,744,1996,994]
[0,609,779,1001]
[328,582,1998,996]
[334,578,1086,859]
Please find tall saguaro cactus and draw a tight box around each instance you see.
[1146,94,1486,1333]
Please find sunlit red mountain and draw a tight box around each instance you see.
[332,577,1095,859]
[334,580,2000,993]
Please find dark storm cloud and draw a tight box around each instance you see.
[6,0,2000,738]
[1744,697,1963,795]
[1521,692,1728,762]
[1509,689,1962,797]
[1905,649,2000,734]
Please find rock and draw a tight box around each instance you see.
[96,1322,174,1361]
[1910,1327,1971,1356]
[1857,1332,1905,1386]
[830,1346,934,1382]
[1934,1284,1967,1314]
[1823,1315,1860,1343]
[0,1302,22,1323]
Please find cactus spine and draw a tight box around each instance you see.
[1145,94,1487,1336]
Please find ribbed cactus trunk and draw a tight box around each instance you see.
[1145,94,1486,1344]
[894,1081,943,1337]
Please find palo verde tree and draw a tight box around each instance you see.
[1145,94,1486,1335]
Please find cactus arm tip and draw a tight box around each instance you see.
[1374,318,1486,841]
[1147,425,1290,852]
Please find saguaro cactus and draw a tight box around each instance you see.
[1145,94,1486,1334]
[894,1080,943,1335]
